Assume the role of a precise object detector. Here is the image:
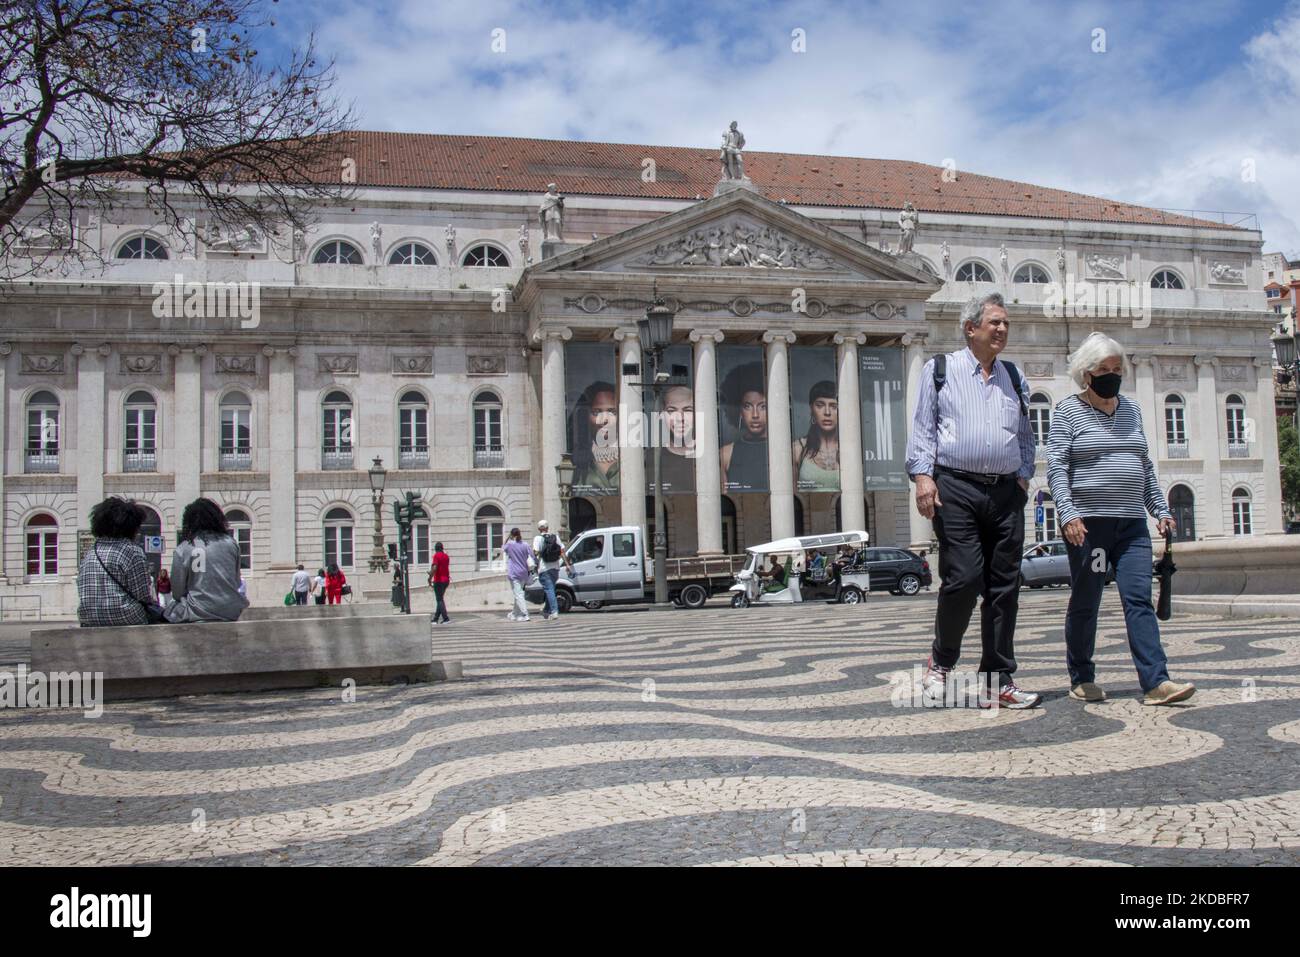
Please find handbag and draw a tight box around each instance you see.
[340,584,352,596]
[95,543,168,624]
[284,591,297,606]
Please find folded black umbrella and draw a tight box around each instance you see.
[1155,529,1176,621]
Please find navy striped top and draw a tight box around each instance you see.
[1046,394,1170,527]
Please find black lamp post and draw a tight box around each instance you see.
[637,296,677,607]
[367,456,389,573]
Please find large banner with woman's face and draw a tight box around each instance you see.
[858,347,908,489]
[645,344,695,494]
[566,343,620,497]
[789,346,840,492]
[717,345,769,493]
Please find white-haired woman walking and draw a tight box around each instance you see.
[1047,332,1194,706]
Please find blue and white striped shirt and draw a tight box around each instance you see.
[905,348,1036,480]
[1046,394,1170,527]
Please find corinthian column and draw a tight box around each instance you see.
[74,343,110,528]
[536,327,572,533]
[1195,354,1225,538]
[266,346,299,568]
[691,328,724,554]
[764,329,797,540]
[614,327,647,533]
[835,332,866,531]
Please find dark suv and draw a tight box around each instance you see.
[848,547,933,596]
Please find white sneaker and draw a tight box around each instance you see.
[506,613,519,622]
[517,615,530,622]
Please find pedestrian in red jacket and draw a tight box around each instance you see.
[428,543,450,624]
[325,563,346,605]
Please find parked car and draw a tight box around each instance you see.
[1020,539,1115,588]
[1286,521,1300,535]
[846,547,932,596]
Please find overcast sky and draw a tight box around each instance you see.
[267,0,1300,255]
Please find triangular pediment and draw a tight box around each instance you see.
[524,188,940,286]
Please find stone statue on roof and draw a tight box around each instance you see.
[538,183,565,242]
[897,202,918,256]
[720,121,746,181]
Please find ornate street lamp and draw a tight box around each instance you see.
[555,451,575,543]
[637,295,677,607]
[367,456,390,573]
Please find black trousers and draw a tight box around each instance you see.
[930,469,1027,683]
[432,581,449,622]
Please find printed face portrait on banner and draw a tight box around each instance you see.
[566,342,620,497]
[646,344,695,494]
[718,346,768,493]
[858,347,908,489]
[789,346,840,492]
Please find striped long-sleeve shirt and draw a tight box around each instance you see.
[1046,394,1171,527]
[904,347,1036,480]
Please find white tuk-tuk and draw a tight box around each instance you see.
[728,531,871,607]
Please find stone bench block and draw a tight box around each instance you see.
[30,616,450,700]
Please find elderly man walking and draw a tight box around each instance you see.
[904,292,1041,709]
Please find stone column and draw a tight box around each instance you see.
[691,328,724,554]
[171,345,204,522]
[73,343,110,528]
[902,332,933,549]
[835,332,867,532]
[1194,354,1225,538]
[537,327,572,533]
[1131,354,1159,534]
[614,327,646,533]
[0,343,8,581]
[1254,356,1285,533]
[266,346,299,568]
[764,329,797,540]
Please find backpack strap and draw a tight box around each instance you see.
[1001,360,1029,417]
[931,353,947,395]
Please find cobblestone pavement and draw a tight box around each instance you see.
[1,592,1297,866]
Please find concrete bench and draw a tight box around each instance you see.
[239,602,395,621]
[30,615,455,700]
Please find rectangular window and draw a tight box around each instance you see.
[400,407,428,450]
[1226,409,1246,445]
[1028,407,1050,447]
[221,408,251,451]
[474,407,501,449]
[27,409,58,453]
[233,527,251,570]
[476,522,503,564]
[612,533,637,558]
[26,530,57,577]
[414,523,430,567]
[325,525,354,569]
[125,407,156,451]
[1164,406,1186,445]
[323,408,353,450]
[1233,502,1252,535]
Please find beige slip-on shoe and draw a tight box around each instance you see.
[1069,682,1106,702]
[1143,680,1196,706]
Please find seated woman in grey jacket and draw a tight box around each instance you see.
[165,498,249,623]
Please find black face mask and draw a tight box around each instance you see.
[1089,372,1122,399]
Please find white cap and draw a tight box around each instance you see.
[538,519,549,530]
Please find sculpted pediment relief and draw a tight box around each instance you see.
[629,219,842,272]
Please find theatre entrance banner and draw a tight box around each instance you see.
[789,346,840,493]
[858,347,908,489]
[717,345,768,493]
[565,342,620,498]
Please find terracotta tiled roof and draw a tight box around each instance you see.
[311,131,1238,229]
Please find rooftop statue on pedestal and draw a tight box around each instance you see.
[538,184,565,242]
[714,121,756,196]
[897,202,918,256]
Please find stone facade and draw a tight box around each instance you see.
[0,145,1282,616]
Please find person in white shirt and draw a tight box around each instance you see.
[531,519,572,619]
[291,564,312,606]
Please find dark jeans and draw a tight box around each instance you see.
[539,568,559,616]
[930,469,1027,685]
[294,590,309,605]
[432,581,449,622]
[1065,517,1169,692]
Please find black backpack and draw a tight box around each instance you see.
[932,353,1028,417]
[540,534,562,563]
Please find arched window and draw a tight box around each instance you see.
[25,390,60,473]
[1231,488,1253,535]
[225,508,252,571]
[322,390,354,469]
[220,391,252,470]
[1151,269,1184,290]
[475,504,504,565]
[323,507,354,569]
[25,513,58,579]
[312,240,363,265]
[123,389,157,472]
[1225,394,1247,452]
[462,243,509,267]
[473,391,503,467]
[1169,485,1195,542]
[116,236,168,260]
[955,261,994,283]
[406,505,431,567]
[569,498,598,537]
[1013,263,1050,284]
[389,242,436,265]
[1028,392,1052,449]
[721,495,738,554]
[398,390,429,468]
[1163,394,1187,456]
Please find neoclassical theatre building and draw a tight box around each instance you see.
[0,129,1281,615]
